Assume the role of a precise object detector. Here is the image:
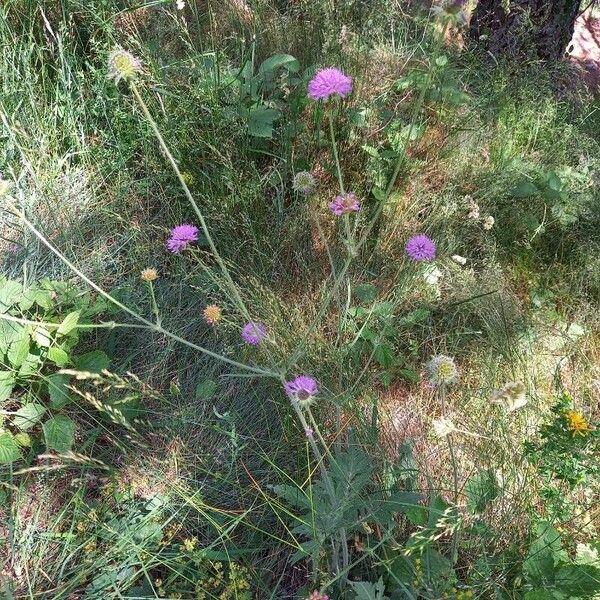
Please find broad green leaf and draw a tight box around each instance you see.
[523,592,556,600]
[374,344,394,368]
[74,350,110,373]
[57,311,80,336]
[247,106,280,138]
[258,53,299,74]
[48,346,70,367]
[0,371,16,402]
[47,373,72,409]
[13,403,46,430]
[555,564,600,596]
[33,327,52,347]
[7,332,30,368]
[0,431,21,464]
[546,171,562,192]
[465,470,499,514]
[0,320,25,354]
[0,280,22,312]
[524,522,562,587]
[195,379,218,400]
[512,181,539,198]
[350,578,388,600]
[14,432,31,447]
[43,415,75,452]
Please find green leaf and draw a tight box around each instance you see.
[555,564,600,596]
[47,373,72,409]
[355,284,377,303]
[57,311,80,336]
[247,106,280,138]
[258,53,299,74]
[0,280,23,312]
[350,578,388,600]
[374,344,394,369]
[43,415,75,452]
[270,484,311,510]
[465,470,499,514]
[14,432,31,447]
[524,522,562,587]
[523,591,556,600]
[7,332,30,368]
[74,350,110,373]
[512,181,540,198]
[546,171,563,192]
[0,431,21,464]
[33,327,52,347]
[195,379,218,401]
[48,346,70,367]
[0,371,16,402]
[13,403,46,431]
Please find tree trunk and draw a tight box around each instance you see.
[469,0,583,60]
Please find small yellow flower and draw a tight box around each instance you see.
[203,304,222,325]
[181,536,198,552]
[181,171,196,186]
[141,268,158,282]
[565,410,593,436]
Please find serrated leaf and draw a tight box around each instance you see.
[195,379,218,400]
[13,403,46,431]
[57,311,80,336]
[0,431,21,464]
[33,327,52,347]
[74,350,109,373]
[0,280,23,313]
[7,333,30,368]
[270,484,311,510]
[0,371,16,402]
[47,373,72,409]
[350,578,388,600]
[43,415,75,452]
[14,432,31,447]
[48,346,70,367]
[374,344,394,368]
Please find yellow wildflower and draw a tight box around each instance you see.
[141,268,158,282]
[565,410,592,436]
[203,304,222,325]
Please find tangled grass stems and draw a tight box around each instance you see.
[4,197,278,379]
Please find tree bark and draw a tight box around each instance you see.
[469,0,583,60]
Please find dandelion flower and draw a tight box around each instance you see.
[203,304,222,325]
[108,48,142,84]
[426,354,459,386]
[432,416,457,438]
[482,215,495,230]
[565,410,593,436]
[285,375,319,408]
[493,382,527,412]
[308,67,352,101]
[292,171,316,195]
[166,224,199,254]
[141,268,158,282]
[241,322,268,345]
[329,192,360,216]
[406,234,436,262]
[306,592,329,600]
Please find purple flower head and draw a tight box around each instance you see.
[241,322,268,345]
[167,224,199,254]
[308,67,352,101]
[405,234,436,262]
[329,192,360,216]
[285,375,319,407]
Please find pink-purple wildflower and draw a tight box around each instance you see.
[241,322,268,345]
[329,192,360,216]
[308,67,352,101]
[166,224,199,254]
[405,234,436,262]
[285,375,319,407]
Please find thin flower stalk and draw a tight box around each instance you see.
[128,82,251,325]
[6,198,278,378]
